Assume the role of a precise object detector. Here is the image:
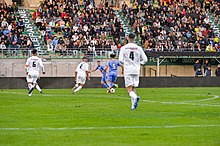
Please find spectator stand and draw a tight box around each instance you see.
[120,0,220,52]
[28,0,127,59]
[0,2,36,58]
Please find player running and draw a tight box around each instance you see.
[72,56,90,94]
[90,61,108,89]
[105,53,123,93]
[25,49,45,96]
[26,76,44,94]
[119,33,148,110]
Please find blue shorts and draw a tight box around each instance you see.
[107,73,118,83]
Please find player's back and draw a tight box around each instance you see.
[26,56,43,73]
[108,60,120,74]
[119,43,147,75]
[76,61,88,76]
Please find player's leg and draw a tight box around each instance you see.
[107,73,117,88]
[73,83,84,93]
[36,83,43,94]
[111,75,118,88]
[73,75,85,93]
[101,75,108,88]
[124,74,138,110]
[132,75,140,109]
[28,75,38,96]
[106,74,113,92]
[72,75,80,91]
[72,83,79,91]
[26,75,32,90]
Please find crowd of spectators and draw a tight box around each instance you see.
[0,2,34,56]
[33,0,126,57]
[122,0,220,52]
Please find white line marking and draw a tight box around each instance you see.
[142,95,220,107]
[1,91,220,107]
[1,125,220,131]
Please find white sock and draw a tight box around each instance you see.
[74,86,82,93]
[36,84,42,92]
[74,84,79,88]
[129,91,138,105]
[129,91,138,99]
[29,84,35,89]
[28,83,32,90]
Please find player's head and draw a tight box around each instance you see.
[82,56,88,62]
[128,33,136,43]
[32,49,37,56]
[110,53,116,59]
[97,61,101,66]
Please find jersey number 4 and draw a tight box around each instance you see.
[129,52,134,60]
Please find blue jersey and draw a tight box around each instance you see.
[96,65,106,75]
[107,60,121,74]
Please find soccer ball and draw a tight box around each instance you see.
[110,88,115,93]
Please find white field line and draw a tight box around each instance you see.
[1,91,220,107]
[0,125,220,131]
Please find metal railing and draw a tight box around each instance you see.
[149,67,157,77]
[0,48,118,60]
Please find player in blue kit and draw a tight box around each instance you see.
[105,53,123,92]
[90,61,109,89]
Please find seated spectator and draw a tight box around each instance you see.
[121,0,218,52]
[195,67,203,77]
[204,66,212,77]
[32,0,125,56]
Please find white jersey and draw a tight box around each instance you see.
[75,61,89,77]
[26,56,45,74]
[119,43,148,75]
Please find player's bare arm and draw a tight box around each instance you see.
[86,71,90,80]
[74,71,78,82]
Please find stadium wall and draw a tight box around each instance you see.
[1,59,218,77]
[1,77,220,89]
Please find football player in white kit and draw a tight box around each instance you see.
[119,33,148,110]
[25,49,45,96]
[72,56,90,93]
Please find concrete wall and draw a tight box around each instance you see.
[0,59,126,77]
[1,77,220,89]
[0,59,218,77]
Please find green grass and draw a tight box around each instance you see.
[0,88,220,146]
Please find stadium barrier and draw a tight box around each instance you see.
[0,48,114,59]
[1,77,220,89]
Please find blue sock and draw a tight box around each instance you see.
[102,83,109,88]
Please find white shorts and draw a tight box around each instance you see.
[26,71,39,84]
[76,75,86,85]
[124,74,139,88]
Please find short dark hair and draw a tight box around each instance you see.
[128,33,135,39]
[97,61,100,63]
[110,53,116,58]
[32,49,37,54]
[82,56,88,60]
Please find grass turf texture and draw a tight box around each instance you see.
[0,88,220,146]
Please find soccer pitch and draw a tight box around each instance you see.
[0,88,220,146]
